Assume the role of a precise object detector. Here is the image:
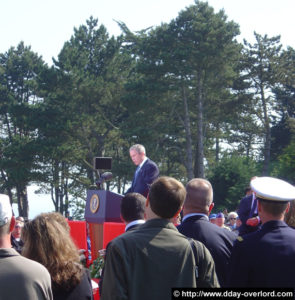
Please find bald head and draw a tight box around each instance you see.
[184,178,213,215]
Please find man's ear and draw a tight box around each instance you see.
[172,206,183,219]
[120,214,126,224]
[208,202,214,214]
[9,216,15,233]
[257,200,262,213]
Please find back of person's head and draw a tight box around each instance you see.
[259,200,289,217]
[121,193,146,223]
[251,176,295,219]
[130,144,146,154]
[244,187,252,196]
[0,194,13,236]
[22,212,83,291]
[50,212,70,232]
[148,176,186,219]
[184,178,213,214]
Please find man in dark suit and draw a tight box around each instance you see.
[10,218,24,254]
[99,192,146,295]
[177,178,236,287]
[229,176,295,287]
[126,144,159,197]
[238,184,260,236]
[120,192,146,232]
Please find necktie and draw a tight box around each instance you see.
[133,166,140,186]
[250,197,258,217]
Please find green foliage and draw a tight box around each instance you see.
[0,4,294,218]
[120,1,242,179]
[272,140,295,185]
[70,198,87,220]
[242,33,283,175]
[0,42,47,216]
[89,253,105,279]
[208,155,259,212]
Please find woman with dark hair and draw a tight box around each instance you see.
[22,212,93,300]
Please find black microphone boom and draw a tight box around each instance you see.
[100,172,113,182]
[96,172,113,189]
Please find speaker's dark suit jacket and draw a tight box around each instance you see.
[229,220,295,287]
[126,158,159,197]
[178,215,236,287]
[238,195,259,236]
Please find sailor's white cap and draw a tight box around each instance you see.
[251,177,295,202]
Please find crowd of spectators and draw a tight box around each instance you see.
[1,174,295,299]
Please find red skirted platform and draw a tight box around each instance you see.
[68,220,87,250]
[102,222,125,248]
[67,220,125,299]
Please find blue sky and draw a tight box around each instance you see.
[3,0,295,218]
[1,0,294,66]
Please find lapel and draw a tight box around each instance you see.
[249,197,258,218]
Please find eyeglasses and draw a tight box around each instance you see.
[229,218,237,220]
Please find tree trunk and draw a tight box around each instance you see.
[54,186,59,212]
[64,178,69,215]
[194,75,205,178]
[215,137,220,162]
[16,184,28,218]
[52,160,59,211]
[21,187,29,218]
[261,85,271,175]
[182,85,194,180]
[59,162,66,215]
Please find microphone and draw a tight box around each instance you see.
[96,172,113,189]
[100,172,113,182]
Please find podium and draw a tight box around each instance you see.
[85,190,124,260]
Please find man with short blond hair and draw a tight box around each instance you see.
[0,194,53,299]
[178,178,236,287]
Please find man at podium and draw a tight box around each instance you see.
[126,144,159,197]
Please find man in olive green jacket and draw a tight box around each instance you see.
[101,177,219,300]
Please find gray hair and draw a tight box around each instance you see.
[228,211,238,219]
[129,144,146,155]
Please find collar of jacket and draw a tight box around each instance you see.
[182,213,209,222]
[141,218,177,231]
[0,247,20,258]
[182,214,209,223]
[261,219,288,231]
